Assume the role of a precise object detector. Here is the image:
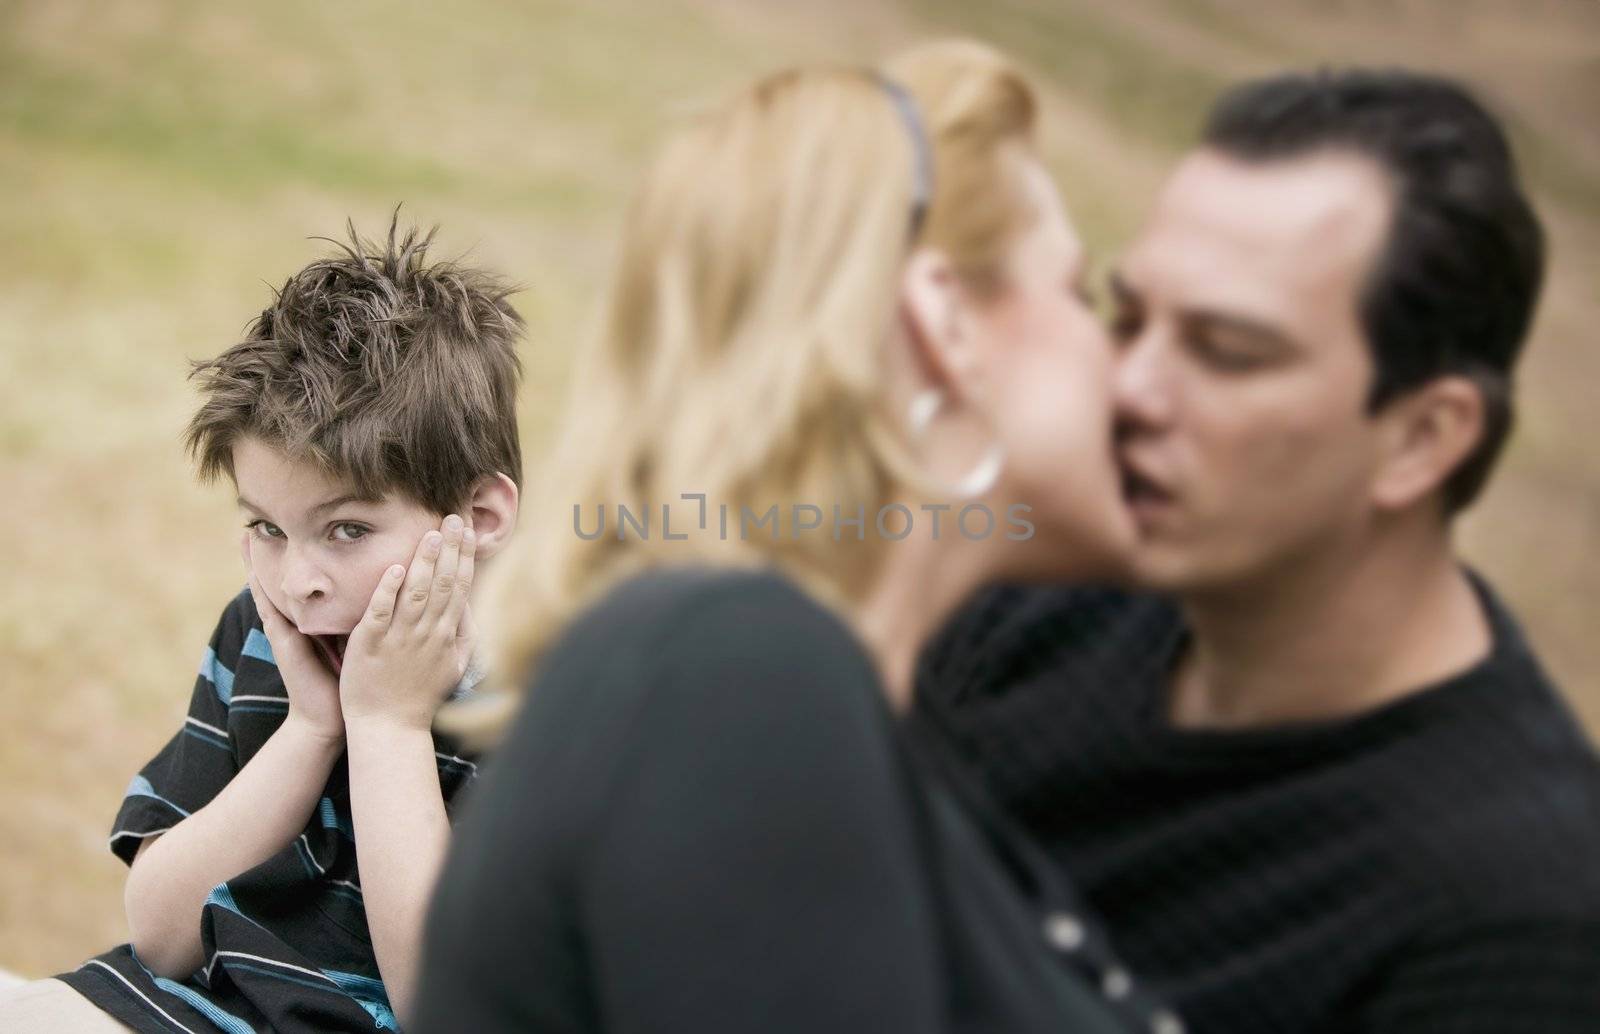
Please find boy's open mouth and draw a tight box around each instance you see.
[310,633,349,675]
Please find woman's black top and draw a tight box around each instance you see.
[412,567,1178,1033]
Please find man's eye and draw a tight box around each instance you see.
[1109,306,1142,343]
[1192,335,1264,371]
[246,519,284,539]
[332,523,370,542]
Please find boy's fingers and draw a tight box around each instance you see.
[442,527,475,632]
[401,529,443,617]
[365,564,408,628]
[425,516,464,624]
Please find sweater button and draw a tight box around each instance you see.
[1042,912,1085,951]
[1102,966,1133,1000]
[1150,1010,1186,1034]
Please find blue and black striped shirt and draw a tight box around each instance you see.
[58,587,481,1033]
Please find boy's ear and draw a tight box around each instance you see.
[464,473,519,560]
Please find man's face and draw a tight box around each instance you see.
[1109,149,1394,592]
[234,436,442,662]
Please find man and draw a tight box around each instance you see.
[914,68,1600,1033]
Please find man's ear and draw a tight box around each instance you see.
[1370,375,1485,512]
[463,473,520,560]
[897,248,985,401]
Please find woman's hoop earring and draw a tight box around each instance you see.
[907,388,1005,500]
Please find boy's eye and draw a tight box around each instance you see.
[246,519,284,540]
[331,523,370,542]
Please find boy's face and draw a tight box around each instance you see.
[234,436,444,667]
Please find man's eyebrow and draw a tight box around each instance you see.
[1108,269,1140,304]
[1106,271,1299,353]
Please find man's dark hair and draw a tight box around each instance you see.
[1203,68,1545,513]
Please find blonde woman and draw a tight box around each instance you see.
[413,41,1182,1034]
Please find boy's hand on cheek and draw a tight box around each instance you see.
[339,515,475,734]
[242,539,344,744]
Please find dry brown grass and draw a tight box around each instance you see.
[2,0,1595,976]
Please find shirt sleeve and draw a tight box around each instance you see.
[1358,915,1600,1033]
[108,588,252,865]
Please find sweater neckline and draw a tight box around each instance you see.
[1134,568,1536,765]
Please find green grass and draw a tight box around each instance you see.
[1,0,1595,978]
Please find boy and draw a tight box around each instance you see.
[11,219,523,1032]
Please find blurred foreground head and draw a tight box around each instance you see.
[472,39,1129,726]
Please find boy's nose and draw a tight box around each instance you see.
[280,549,331,604]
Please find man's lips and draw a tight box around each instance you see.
[1118,456,1177,516]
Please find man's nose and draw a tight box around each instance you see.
[280,544,330,604]
[1112,329,1177,438]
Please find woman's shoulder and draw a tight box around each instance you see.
[561,565,861,669]
[526,564,882,730]
[498,564,901,848]
[575,564,829,627]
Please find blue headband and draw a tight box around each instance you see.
[873,73,934,240]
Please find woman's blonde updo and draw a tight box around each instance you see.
[453,40,1043,740]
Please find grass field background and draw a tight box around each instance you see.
[3,0,1596,975]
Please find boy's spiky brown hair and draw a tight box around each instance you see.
[185,215,524,515]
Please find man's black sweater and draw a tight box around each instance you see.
[913,573,1600,1033]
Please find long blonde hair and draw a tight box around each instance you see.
[458,40,1041,738]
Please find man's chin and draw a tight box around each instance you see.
[1116,541,1204,594]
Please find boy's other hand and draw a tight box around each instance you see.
[243,536,344,744]
[339,515,475,733]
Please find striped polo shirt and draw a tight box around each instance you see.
[58,587,482,1033]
